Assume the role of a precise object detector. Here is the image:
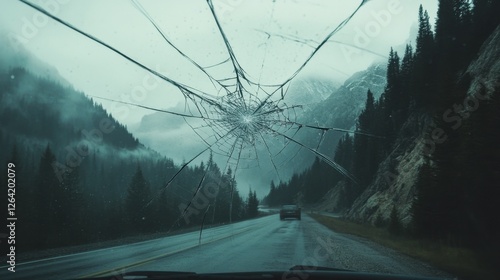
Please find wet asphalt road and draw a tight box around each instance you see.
[0,214,452,280]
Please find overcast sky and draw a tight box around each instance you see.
[1,0,438,195]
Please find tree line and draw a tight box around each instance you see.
[264,0,500,260]
[0,68,258,253]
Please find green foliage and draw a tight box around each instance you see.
[413,5,436,107]
[471,0,500,53]
[373,212,385,228]
[388,205,401,235]
[411,158,437,237]
[264,155,345,206]
[0,69,249,251]
[265,2,500,261]
[354,90,382,189]
[59,164,86,245]
[246,189,259,218]
[35,145,62,247]
[334,134,353,171]
[409,1,500,264]
[126,165,152,232]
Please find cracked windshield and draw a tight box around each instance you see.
[1,0,499,279]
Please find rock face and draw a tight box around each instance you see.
[341,25,500,227]
[302,64,386,131]
[316,111,432,225]
[345,113,432,227]
[285,77,341,106]
[314,180,349,214]
[465,25,500,100]
[0,34,72,88]
[295,63,387,161]
[135,63,387,187]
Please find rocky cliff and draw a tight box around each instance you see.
[320,25,500,226]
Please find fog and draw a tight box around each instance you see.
[0,0,438,195]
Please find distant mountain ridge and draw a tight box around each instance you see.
[0,34,72,88]
[1,67,143,151]
[288,63,387,171]
[301,64,386,131]
[0,57,250,251]
[284,77,341,106]
[135,65,387,188]
[345,24,500,225]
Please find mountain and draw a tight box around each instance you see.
[1,67,141,150]
[302,64,386,128]
[266,3,500,278]
[0,33,72,88]
[0,67,168,203]
[269,5,500,230]
[297,64,386,156]
[134,66,386,191]
[284,77,341,105]
[344,24,500,226]
[0,63,250,252]
[0,36,262,253]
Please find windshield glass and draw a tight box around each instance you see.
[1,1,499,280]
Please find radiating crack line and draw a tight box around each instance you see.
[258,123,358,184]
[17,0,225,112]
[131,0,232,95]
[90,95,219,120]
[20,0,378,203]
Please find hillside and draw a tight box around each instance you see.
[297,63,386,158]
[345,23,500,226]
[135,71,385,188]
[0,65,248,252]
[265,4,500,269]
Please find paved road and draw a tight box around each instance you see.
[0,214,452,280]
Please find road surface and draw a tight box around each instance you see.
[0,214,451,279]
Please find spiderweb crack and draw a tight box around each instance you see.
[18,0,382,231]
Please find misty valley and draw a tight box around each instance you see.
[1,1,500,280]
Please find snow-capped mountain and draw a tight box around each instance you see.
[283,77,341,106]
[290,63,387,166]
[134,63,387,187]
[301,63,386,131]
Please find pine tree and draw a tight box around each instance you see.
[413,5,435,107]
[434,0,473,107]
[452,85,500,252]
[226,167,237,223]
[35,145,63,248]
[416,6,434,56]
[125,164,152,232]
[411,158,435,237]
[400,44,414,117]
[231,187,244,221]
[353,90,378,188]
[435,0,457,54]
[471,0,500,54]
[268,181,277,206]
[334,134,354,172]
[155,190,171,230]
[384,48,401,115]
[207,151,220,176]
[247,189,259,218]
[59,164,85,245]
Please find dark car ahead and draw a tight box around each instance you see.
[280,205,301,220]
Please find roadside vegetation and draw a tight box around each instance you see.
[311,213,497,280]
[265,2,500,279]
